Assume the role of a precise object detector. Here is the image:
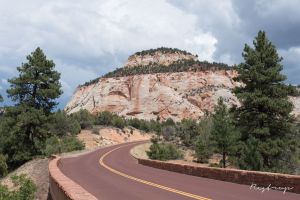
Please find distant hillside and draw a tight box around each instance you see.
[80,47,231,87]
[66,47,300,121]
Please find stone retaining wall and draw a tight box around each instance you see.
[137,158,300,194]
[48,156,98,200]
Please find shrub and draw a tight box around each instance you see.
[79,48,231,87]
[95,111,114,126]
[148,119,161,133]
[0,174,37,200]
[61,136,85,152]
[194,136,213,163]
[194,117,213,163]
[126,118,142,129]
[161,126,176,141]
[43,136,61,156]
[70,109,94,129]
[0,154,8,178]
[112,117,126,129]
[48,110,81,136]
[43,136,84,156]
[147,139,183,161]
[163,118,175,126]
[176,119,199,147]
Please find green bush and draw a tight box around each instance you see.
[147,139,183,161]
[44,136,61,156]
[80,47,231,87]
[161,126,176,141]
[112,117,126,129]
[95,111,127,129]
[135,47,193,56]
[102,59,230,80]
[176,119,199,147]
[95,111,114,126]
[162,118,175,126]
[126,118,161,133]
[194,136,213,163]
[194,117,213,163]
[126,118,142,129]
[0,154,8,178]
[43,136,84,156]
[70,109,94,129]
[0,174,37,200]
[48,110,81,136]
[61,136,85,152]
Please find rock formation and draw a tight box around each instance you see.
[124,48,197,68]
[65,48,300,121]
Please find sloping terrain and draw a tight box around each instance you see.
[65,48,300,120]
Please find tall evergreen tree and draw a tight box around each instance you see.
[7,47,61,113]
[211,98,238,168]
[1,47,62,167]
[233,31,298,172]
[0,94,3,102]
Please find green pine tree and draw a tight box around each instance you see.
[1,47,62,167]
[0,94,3,102]
[194,116,213,163]
[7,47,61,113]
[233,31,298,172]
[211,97,238,168]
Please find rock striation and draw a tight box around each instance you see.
[65,48,300,121]
[124,48,197,68]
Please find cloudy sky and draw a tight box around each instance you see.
[0,0,299,109]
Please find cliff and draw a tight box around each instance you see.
[65,47,300,121]
[124,47,197,68]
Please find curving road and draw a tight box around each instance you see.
[59,141,300,200]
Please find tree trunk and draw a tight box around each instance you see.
[222,152,226,168]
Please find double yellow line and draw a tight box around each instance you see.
[99,144,212,200]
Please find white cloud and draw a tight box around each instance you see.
[1,79,8,85]
[0,65,16,74]
[167,0,245,64]
[0,0,219,107]
[255,0,300,21]
[184,34,217,61]
[55,61,98,95]
[280,47,300,63]
[0,0,218,60]
[0,0,299,107]
[279,46,300,84]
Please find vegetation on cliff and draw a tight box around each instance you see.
[80,59,231,87]
[134,47,193,56]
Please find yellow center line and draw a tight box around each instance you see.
[99,143,212,200]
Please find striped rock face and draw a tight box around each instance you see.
[65,50,300,121]
[124,51,197,68]
[65,69,242,121]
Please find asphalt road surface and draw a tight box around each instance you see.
[59,141,300,200]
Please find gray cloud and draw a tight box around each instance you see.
[169,0,300,84]
[0,0,299,108]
